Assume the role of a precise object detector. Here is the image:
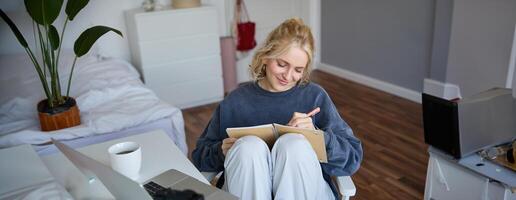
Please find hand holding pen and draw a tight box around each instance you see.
[287,107,320,130]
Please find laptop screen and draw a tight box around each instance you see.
[52,139,152,200]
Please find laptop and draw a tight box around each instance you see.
[51,139,237,200]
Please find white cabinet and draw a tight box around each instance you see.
[424,150,516,200]
[125,7,223,109]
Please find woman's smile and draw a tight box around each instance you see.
[277,76,289,86]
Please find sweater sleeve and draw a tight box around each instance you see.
[191,105,226,172]
[316,91,363,176]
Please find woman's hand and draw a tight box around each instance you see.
[221,137,237,156]
[287,107,320,130]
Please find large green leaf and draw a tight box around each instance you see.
[65,0,89,21]
[48,25,59,50]
[24,0,63,25]
[74,26,122,57]
[0,9,28,47]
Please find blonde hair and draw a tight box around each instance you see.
[249,18,315,84]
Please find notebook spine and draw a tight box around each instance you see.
[272,125,280,139]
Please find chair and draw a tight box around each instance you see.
[201,172,356,200]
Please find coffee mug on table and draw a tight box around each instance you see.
[108,141,142,180]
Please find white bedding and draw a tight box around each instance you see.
[0,53,186,150]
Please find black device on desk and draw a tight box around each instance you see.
[422,93,461,158]
[422,88,516,159]
[144,181,204,200]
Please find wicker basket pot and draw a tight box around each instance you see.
[37,97,81,131]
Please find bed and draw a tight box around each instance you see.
[0,52,188,156]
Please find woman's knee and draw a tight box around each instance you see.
[228,135,269,161]
[273,133,313,159]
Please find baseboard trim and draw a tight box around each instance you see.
[177,96,223,109]
[423,78,461,100]
[318,63,422,103]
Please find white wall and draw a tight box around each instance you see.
[228,0,311,83]
[0,0,226,61]
[1,0,146,60]
[1,0,312,84]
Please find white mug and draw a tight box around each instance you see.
[108,141,142,180]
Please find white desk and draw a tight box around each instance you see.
[41,130,208,199]
[424,147,516,200]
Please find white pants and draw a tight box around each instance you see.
[224,134,334,200]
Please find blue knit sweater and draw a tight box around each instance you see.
[192,82,363,199]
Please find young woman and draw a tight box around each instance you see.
[192,18,363,200]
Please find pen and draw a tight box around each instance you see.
[306,107,320,117]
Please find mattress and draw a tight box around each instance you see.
[36,116,187,156]
[0,52,187,154]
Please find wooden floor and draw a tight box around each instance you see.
[182,70,428,200]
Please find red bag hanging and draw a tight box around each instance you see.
[235,0,256,51]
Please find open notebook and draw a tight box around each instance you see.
[226,123,327,163]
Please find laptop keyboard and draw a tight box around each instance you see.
[143,181,167,197]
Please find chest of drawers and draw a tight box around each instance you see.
[125,6,223,108]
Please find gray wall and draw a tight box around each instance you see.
[513,56,516,98]
[445,0,516,97]
[321,0,435,92]
[429,0,453,82]
[514,58,516,98]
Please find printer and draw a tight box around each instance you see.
[422,87,516,159]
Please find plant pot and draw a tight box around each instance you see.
[37,97,81,131]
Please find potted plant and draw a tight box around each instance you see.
[0,0,122,131]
